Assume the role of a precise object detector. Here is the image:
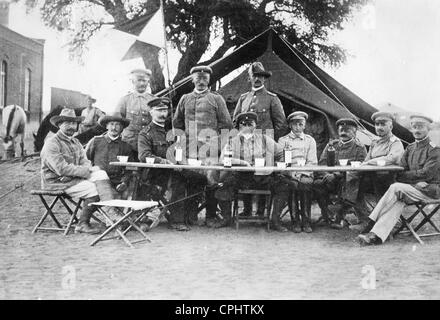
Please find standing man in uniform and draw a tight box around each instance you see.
[350,111,405,231]
[358,115,440,245]
[232,62,289,217]
[313,118,367,227]
[278,111,317,232]
[115,68,154,157]
[173,65,233,227]
[78,95,105,134]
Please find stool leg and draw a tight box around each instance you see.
[64,198,83,236]
[234,197,239,230]
[32,195,61,233]
[266,195,272,231]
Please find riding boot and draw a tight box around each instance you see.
[255,195,266,216]
[94,179,119,224]
[316,196,331,225]
[271,196,288,232]
[214,200,232,228]
[75,195,101,234]
[301,193,312,233]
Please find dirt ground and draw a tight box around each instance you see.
[1,159,439,300]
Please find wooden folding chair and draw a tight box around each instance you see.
[31,189,83,235]
[233,189,272,230]
[393,199,440,244]
[89,199,158,247]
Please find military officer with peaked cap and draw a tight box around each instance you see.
[232,62,289,217]
[115,68,154,154]
[358,114,440,245]
[172,65,233,227]
[350,111,405,231]
[313,118,367,227]
[278,110,318,232]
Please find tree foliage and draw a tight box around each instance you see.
[17,0,369,91]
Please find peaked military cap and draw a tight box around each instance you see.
[409,114,433,124]
[190,65,213,75]
[287,111,309,122]
[336,118,358,128]
[148,97,170,110]
[371,111,395,122]
[130,68,152,77]
[248,62,272,78]
[236,112,258,124]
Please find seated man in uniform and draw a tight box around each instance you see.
[214,112,289,231]
[357,115,440,245]
[40,108,118,234]
[138,97,207,231]
[350,111,404,231]
[278,111,317,233]
[313,118,367,228]
[85,114,134,199]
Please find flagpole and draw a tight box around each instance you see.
[159,0,175,134]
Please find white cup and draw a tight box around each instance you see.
[296,158,306,167]
[339,159,348,166]
[351,161,361,168]
[377,159,386,167]
[117,156,128,163]
[276,162,286,169]
[145,157,155,164]
[188,159,202,166]
[255,158,265,167]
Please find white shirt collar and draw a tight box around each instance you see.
[194,88,209,94]
[252,85,264,92]
[153,120,165,127]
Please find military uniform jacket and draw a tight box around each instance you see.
[173,89,232,139]
[364,134,404,165]
[40,130,91,191]
[116,91,155,151]
[397,137,440,198]
[85,133,134,185]
[138,122,172,164]
[317,138,367,178]
[232,87,288,140]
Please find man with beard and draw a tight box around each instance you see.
[173,65,233,227]
[214,112,289,231]
[313,118,367,227]
[115,68,154,157]
[357,115,440,245]
[232,62,288,217]
[40,108,118,234]
[350,111,404,231]
[85,113,134,198]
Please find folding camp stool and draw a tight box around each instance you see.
[31,189,84,235]
[89,199,158,247]
[393,199,440,244]
[233,189,272,230]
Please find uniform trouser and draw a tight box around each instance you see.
[356,172,396,220]
[214,172,289,220]
[313,175,344,219]
[341,171,361,203]
[369,182,435,242]
[64,170,109,223]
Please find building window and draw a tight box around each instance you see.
[1,60,6,107]
[24,68,31,111]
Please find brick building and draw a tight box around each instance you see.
[0,1,44,122]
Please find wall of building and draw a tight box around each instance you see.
[0,24,44,123]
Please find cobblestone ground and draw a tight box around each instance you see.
[1,159,440,300]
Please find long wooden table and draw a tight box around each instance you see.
[110,162,404,173]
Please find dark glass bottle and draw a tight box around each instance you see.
[327,140,336,167]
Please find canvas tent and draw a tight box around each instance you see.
[157,28,413,155]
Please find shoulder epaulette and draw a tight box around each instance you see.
[430,141,437,148]
[267,91,277,97]
[239,92,248,98]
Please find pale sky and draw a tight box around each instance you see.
[8,0,440,120]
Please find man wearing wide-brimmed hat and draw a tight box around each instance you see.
[115,68,155,154]
[78,94,105,134]
[85,113,134,196]
[40,108,118,234]
[358,114,440,245]
[232,62,289,217]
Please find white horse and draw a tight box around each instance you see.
[1,104,27,159]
